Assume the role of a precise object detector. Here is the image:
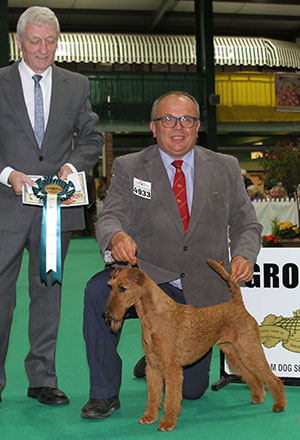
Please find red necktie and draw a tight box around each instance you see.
[172,160,190,234]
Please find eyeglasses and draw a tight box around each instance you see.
[153,115,199,129]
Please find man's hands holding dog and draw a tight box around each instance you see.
[231,256,253,282]
[109,234,253,282]
[110,231,137,265]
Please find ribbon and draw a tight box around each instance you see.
[33,176,75,284]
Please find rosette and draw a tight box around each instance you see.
[33,176,75,284]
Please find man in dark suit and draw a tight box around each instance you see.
[0,6,103,405]
[81,91,262,419]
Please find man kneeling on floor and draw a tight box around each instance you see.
[81,91,262,419]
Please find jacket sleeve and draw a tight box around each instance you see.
[64,75,104,174]
[228,157,262,266]
[95,156,134,255]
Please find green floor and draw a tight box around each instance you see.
[1,237,299,439]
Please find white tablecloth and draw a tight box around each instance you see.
[253,199,300,236]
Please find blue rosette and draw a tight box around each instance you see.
[33,176,75,284]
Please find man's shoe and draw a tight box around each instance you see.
[81,396,120,419]
[133,355,146,378]
[27,387,70,405]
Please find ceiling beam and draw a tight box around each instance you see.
[144,0,176,33]
[214,0,300,5]
[214,13,300,23]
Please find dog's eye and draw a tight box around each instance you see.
[119,286,127,293]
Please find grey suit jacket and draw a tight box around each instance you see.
[0,61,103,232]
[96,144,262,308]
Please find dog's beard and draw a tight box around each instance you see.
[105,316,124,333]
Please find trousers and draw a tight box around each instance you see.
[83,267,212,400]
[0,209,71,392]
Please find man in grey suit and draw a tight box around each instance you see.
[81,91,262,419]
[0,6,103,405]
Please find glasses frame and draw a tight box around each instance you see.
[153,115,199,129]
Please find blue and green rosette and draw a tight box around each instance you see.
[33,176,75,284]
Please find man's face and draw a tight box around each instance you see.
[150,94,200,159]
[17,21,58,73]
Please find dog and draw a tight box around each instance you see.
[103,259,287,431]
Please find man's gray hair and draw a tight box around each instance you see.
[17,6,60,41]
[151,91,200,120]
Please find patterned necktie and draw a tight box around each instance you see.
[172,160,190,234]
[32,74,44,148]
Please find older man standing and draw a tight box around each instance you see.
[81,91,262,419]
[0,6,103,405]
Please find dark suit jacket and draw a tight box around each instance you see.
[0,61,103,232]
[96,144,262,308]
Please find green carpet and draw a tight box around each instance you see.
[1,237,299,439]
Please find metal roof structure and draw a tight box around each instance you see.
[7,0,300,43]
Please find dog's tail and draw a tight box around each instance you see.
[206,259,243,303]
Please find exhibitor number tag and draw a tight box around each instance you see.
[133,177,151,200]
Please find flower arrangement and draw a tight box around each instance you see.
[262,234,282,247]
[271,217,300,240]
[262,217,300,247]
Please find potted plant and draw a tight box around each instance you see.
[269,216,300,247]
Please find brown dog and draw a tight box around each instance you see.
[103,259,287,431]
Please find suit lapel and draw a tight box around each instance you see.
[3,62,37,147]
[42,65,67,149]
[187,147,213,237]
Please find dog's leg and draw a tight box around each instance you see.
[158,364,183,431]
[139,362,163,425]
[238,340,287,412]
[226,337,287,412]
[220,343,266,404]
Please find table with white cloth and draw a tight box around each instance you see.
[253,199,300,236]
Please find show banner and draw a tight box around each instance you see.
[225,248,300,378]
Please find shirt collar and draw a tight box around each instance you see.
[158,147,194,170]
[19,58,52,81]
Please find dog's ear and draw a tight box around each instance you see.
[127,268,145,286]
[110,268,123,279]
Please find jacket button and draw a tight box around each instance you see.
[39,156,43,161]
[183,246,189,251]
[180,273,185,278]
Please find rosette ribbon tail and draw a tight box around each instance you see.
[40,194,62,284]
[40,201,47,284]
[33,176,75,285]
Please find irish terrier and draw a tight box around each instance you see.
[103,259,287,431]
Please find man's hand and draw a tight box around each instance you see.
[231,256,254,282]
[110,231,137,265]
[58,165,73,181]
[8,171,35,196]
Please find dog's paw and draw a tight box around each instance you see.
[139,413,158,425]
[157,415,177,431]
[251,394,265,404]
[251,397,264,404]
[273,401,287,412]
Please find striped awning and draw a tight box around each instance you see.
[214,37,268,66]
[265,39,300,68]
[9,33,300,68]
